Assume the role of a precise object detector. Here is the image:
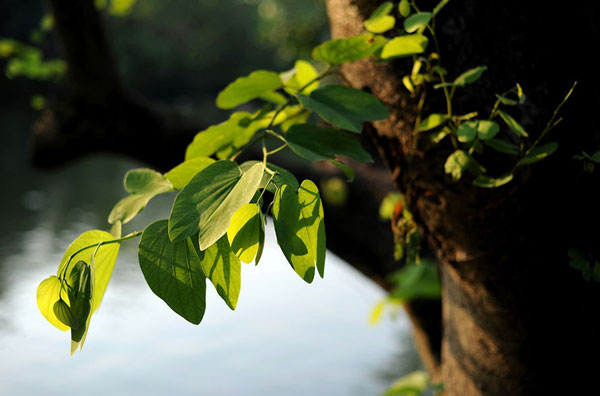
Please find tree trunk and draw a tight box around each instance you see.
[326,0,600,394]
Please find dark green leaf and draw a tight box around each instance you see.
[286,124,373,163]
[380,35,428,59]
[312,33,386,65]
[328,159,355,182]
[389,260,441,301]
[169,160,264,248]
[201,237,241,310]
[273,180,326,282]
[582,151,600,163]
[473,173,513,188]
[484,138,520,155]
[404,12,432,33]
[453,66,487,86]
[495,94,518,106]
[53,299,77,329]
[216,70,283,109]
[456,121,477,142]
[296,85,389,133]
[517,142,558,167]
[138,220,207,324]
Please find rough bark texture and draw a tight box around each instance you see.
[326,0,600,394]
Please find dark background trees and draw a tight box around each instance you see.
[2,0,600,394]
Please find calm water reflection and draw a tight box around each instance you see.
[0,109,422,395]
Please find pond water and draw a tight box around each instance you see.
[0,108,422,395]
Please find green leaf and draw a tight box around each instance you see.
[65,260,92,352]
[484,138,520,155]
[124,168,171,194]
[108,194,154,225]
[165,157,216,189]
[473,173,514,188]
[286,124,373,163]
[258,91,287,105]
[453,66,487,86]
[169,160,264,249]
[296,85,389,133]
[328,159,355,182]
[399,0,411,17]
[37,276,70,331]
[57,230,120,313]
[444,150,483,181]
[201,237,242,310]
[517,142,558,167]
[239,161,299,193]
[364,2,395,34]
[496,94,518,106]
[185,112,254,160]
[216,70,283,109]
[282,60,319,95]
[108,169,172,225]
[582,151,600,163]
[384,371,429,396]
[380,35,428,59]
[53,299,77,329]
[403,12,432,33]
[312,33,386,65]
[389,260,441,302]
[417,113,447,132]
[273,180,326,282]
[476,120,500,140]
[498,110,528,137]
[227,204,265,264]
[456,121,477,142]
[138,220,207,324]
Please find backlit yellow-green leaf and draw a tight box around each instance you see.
[37,276,69,331]
[227,203,265,264]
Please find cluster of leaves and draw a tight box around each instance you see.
[36,20,395,352]
[34,0,575,357]
[371,192,440,326]
[345,1,573,188]
[0,15,65,82]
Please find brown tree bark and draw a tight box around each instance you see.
[326,0,600,394]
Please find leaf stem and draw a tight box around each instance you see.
[60,231,142,277]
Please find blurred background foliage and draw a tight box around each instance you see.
[1,0,329,124]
